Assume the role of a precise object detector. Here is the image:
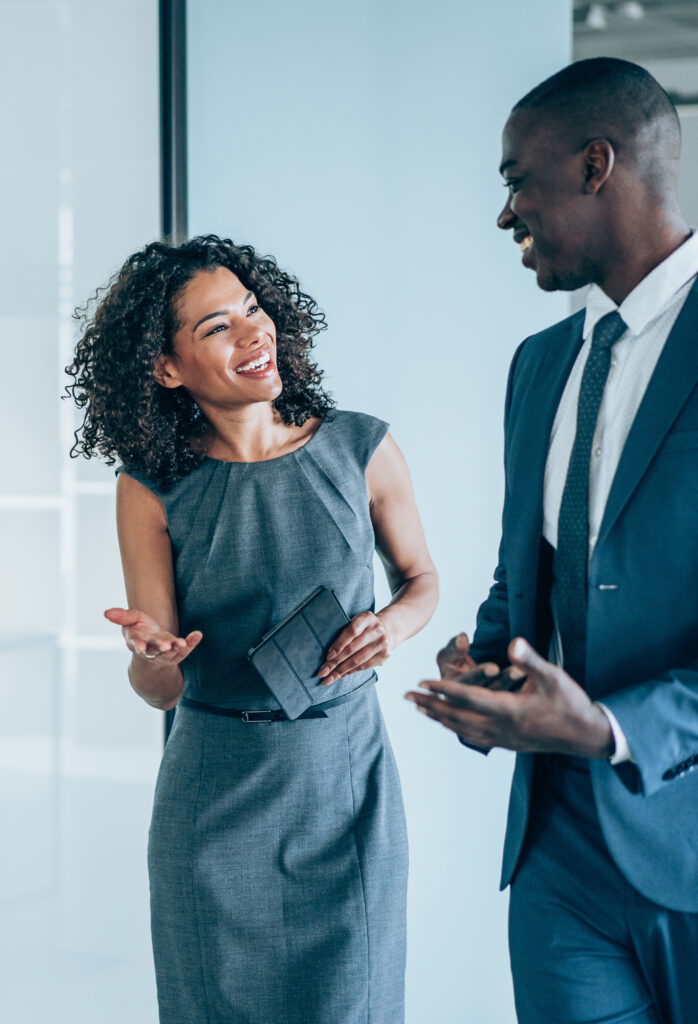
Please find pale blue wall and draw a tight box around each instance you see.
[187,2,571,1019]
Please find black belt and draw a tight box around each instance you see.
[179,682,372,723]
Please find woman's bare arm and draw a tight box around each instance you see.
[106,473,202,710]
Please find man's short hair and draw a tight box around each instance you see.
[513,57,680,160]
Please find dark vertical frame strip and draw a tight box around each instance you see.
[159,0,188,741]
[160,0,188,244]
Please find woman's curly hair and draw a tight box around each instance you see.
[66,234,335,491]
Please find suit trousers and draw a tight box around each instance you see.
[508,755,698,1024]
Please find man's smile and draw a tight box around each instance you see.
[512,228,535,267]
[513,227,533,253]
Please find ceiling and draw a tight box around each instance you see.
[574,1,698,63]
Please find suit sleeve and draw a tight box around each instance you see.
[600,658,698,797]
[468,340,527,668]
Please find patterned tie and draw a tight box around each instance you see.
[555,310,627,686]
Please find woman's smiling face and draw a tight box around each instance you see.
[157,266,283,409]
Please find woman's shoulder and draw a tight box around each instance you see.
[116,460,208,503]
[320,409,389,469]
[116,464,157,491]
[330,408,389,431]
[116,463,171,499]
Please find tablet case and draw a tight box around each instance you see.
[247,587,376,720]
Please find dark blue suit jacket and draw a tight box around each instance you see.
[470,279,698,912]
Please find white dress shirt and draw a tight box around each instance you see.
[542,231,698,763]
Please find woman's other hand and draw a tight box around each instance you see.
[317,611,394,686]
[105,607,202,667]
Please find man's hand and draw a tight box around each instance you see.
[437,632,479,678]
[405,637,614,759]
[436,631,515,691]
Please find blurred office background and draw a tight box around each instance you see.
[1,1,697,1021]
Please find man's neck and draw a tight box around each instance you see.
[598,218,691,306]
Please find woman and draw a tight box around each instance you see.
[66,235,438,1024]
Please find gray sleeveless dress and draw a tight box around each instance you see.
[126,411,408,1024]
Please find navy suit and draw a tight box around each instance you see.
[470,280,698,1019]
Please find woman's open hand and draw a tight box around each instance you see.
[317,611,394,686]
[105,607,202,667]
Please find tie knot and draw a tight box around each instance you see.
[591,310,627,351]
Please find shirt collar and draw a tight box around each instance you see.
[583,230,698,341]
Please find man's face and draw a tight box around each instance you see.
[497,109,598,292]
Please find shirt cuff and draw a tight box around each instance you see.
[594,702,635,765]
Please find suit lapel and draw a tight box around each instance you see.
[510,312,585,532]
[596,278,698,550]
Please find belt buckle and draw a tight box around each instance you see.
[241,710,275,723]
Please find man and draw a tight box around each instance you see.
[406,58,698,1024]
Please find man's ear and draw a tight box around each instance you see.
[153,355,182,389]
[583,139,615,195]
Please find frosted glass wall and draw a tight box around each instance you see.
[0,2,161,1021]
[187,2,571,1020]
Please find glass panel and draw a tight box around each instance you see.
[0,510,61,630]
[0,636,59,903]
[0,316,61,495]
[0,1,160,1021]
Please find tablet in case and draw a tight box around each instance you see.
[247,587,375,720]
